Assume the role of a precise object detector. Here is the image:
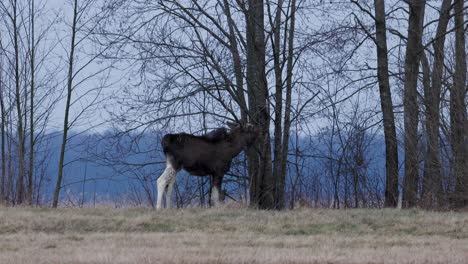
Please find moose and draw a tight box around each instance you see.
[156,122,259,209]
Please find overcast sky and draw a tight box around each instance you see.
[18,0,453,136]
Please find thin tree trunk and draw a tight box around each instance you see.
[222,0,248,121]
[353,167,359,208]
[451,0,467,208]
[13,0,26,205]
[270,0,285,209]
[402,0,425,208]
[7,113,13,203]
[374,0,399,207]
[290,125,300,209]
[0,55,5,205]
[53,0,78,208]
[421,0,451,209]
[278,0,296,210]
[28,0,36,206]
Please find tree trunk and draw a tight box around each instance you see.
[278,0,296,209]
[28,0,36,206]
[270,0,284,209]
[0,56,5,205]
[53,0,78,208]
[402,0,425,208]
[13,0,26,205]
[421,0,451,209]
[7,114,13,203]
[374,0,399,207]
[246,0,275,209]
[451,0,467,208]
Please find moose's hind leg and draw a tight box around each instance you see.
[156,158,178,210]
[211,174,224,207]
[165,175,177,209]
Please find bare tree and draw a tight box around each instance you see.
[402,0,425,208]
[53,0,109,208]
[272,0,297,209]
[245,0,275,209]
[450,0,467,208]
[52,0,79,208]
[0,40,5,205]
[420,0,451,209]
[373,0,399,207]
[27,0,36,205]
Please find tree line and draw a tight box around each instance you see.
[0,0,467,209]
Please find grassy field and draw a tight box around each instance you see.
[0,207,467,263]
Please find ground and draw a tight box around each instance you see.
[0,207,467,264]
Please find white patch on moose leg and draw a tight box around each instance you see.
[212,186,220,207]
[156,162,177,210]
[165,176,176,209]
[156,176,166,210]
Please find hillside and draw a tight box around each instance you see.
[0,207,467,263]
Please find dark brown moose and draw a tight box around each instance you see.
[156,123,259,209]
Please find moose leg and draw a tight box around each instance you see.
[211,174,224,207]
[165,176,177,209]
[156,160,177,210]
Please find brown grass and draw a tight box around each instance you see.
[0,207,467,263]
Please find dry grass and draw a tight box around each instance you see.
[0,207,467,263]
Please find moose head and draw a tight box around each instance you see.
[226,121,261,146]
